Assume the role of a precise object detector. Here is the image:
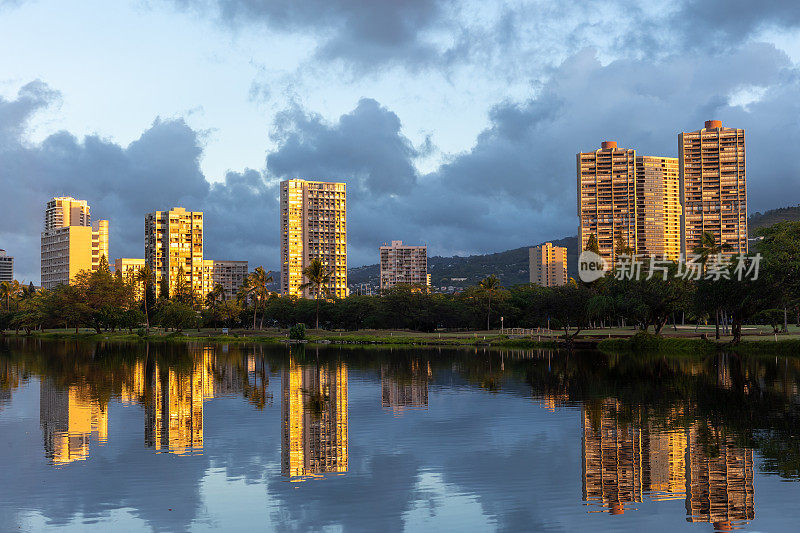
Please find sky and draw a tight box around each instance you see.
[2,0,800,282]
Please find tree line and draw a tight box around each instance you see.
[2,222,800,341]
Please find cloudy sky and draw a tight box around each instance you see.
[2,0,800,282]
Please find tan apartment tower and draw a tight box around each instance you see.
[636,156,681,260]
[529,242,567,287]
[379,241,428,291]
[41,197,109,289]
[679,120,747,255]
[145,208,204,299]
[578,142,637,264]
[280,179,348,299]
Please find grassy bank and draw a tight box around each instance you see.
[307,333,558,349]
[2,329,560,349]
[599,333,718,355]
[599,331,800,356]
[1,330,282,344]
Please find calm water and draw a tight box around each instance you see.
[1,340,800,532]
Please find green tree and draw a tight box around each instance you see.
[693,231,733,339]
[757,221,800,332]
[205,283,225,311]
[585,233,600,254]
[173,266,195,305]
[245,266,274,329]
[299,258,332,330]
[613,228,634,258]
[477,275,502,331]
[135,265,155,332]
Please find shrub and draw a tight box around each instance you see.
[289,323,306,340]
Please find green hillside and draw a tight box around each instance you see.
[749,205,800,233]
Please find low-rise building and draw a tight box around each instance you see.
[0,250,13,282]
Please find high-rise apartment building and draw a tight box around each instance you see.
[145,208,204,298]
[280,179,348,299]
[45,196,91,230]
[529,242,568,286]
[0,250,13,282]
[202,260,249,300]
[679,120,747,255]
[41,197,109,289]
[379,240,428,291]
[578,144,683,264]
[636,157,681,260]
[578,142,637,264]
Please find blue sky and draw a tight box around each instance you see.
[2,0,800,282]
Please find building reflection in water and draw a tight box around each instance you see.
[38,346,271,462]
[381,361,430,413]
[685,424,754,530]
[581,399,645,514]
[39,378,108,465]
[142,347,268,456]
[281,358,348,481]
[144,358,206,456]
[0,358,19,411]
[580,399,754,529]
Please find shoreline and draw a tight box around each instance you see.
[0,330,561,350]
[3,330,800,355]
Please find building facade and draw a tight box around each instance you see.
[280,179,348,299]
[201,260,249,300]
[636,156,681,260]
[679,120,747,255]
[578,142,638,264]
[0,250,12,282]
[115,258,145,299]
[45,196,91,230]
[529,242,568,287]
[41,197,109,289]
[379,240,428,291]
[578,144,685,264]
[145,208,204,298]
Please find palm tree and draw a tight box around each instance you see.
[299,258,332,330]
[693,231,733,339]
[693,231,733,266]
[205,283,225,309]
[478,275,502,331]
[135,266,154,332]
[245,266,274,330]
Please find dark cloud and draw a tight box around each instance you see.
[168,0,454,70]
[672,0,800,48]
[267,98,419,197]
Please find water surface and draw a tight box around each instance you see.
[1,339,800,531]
